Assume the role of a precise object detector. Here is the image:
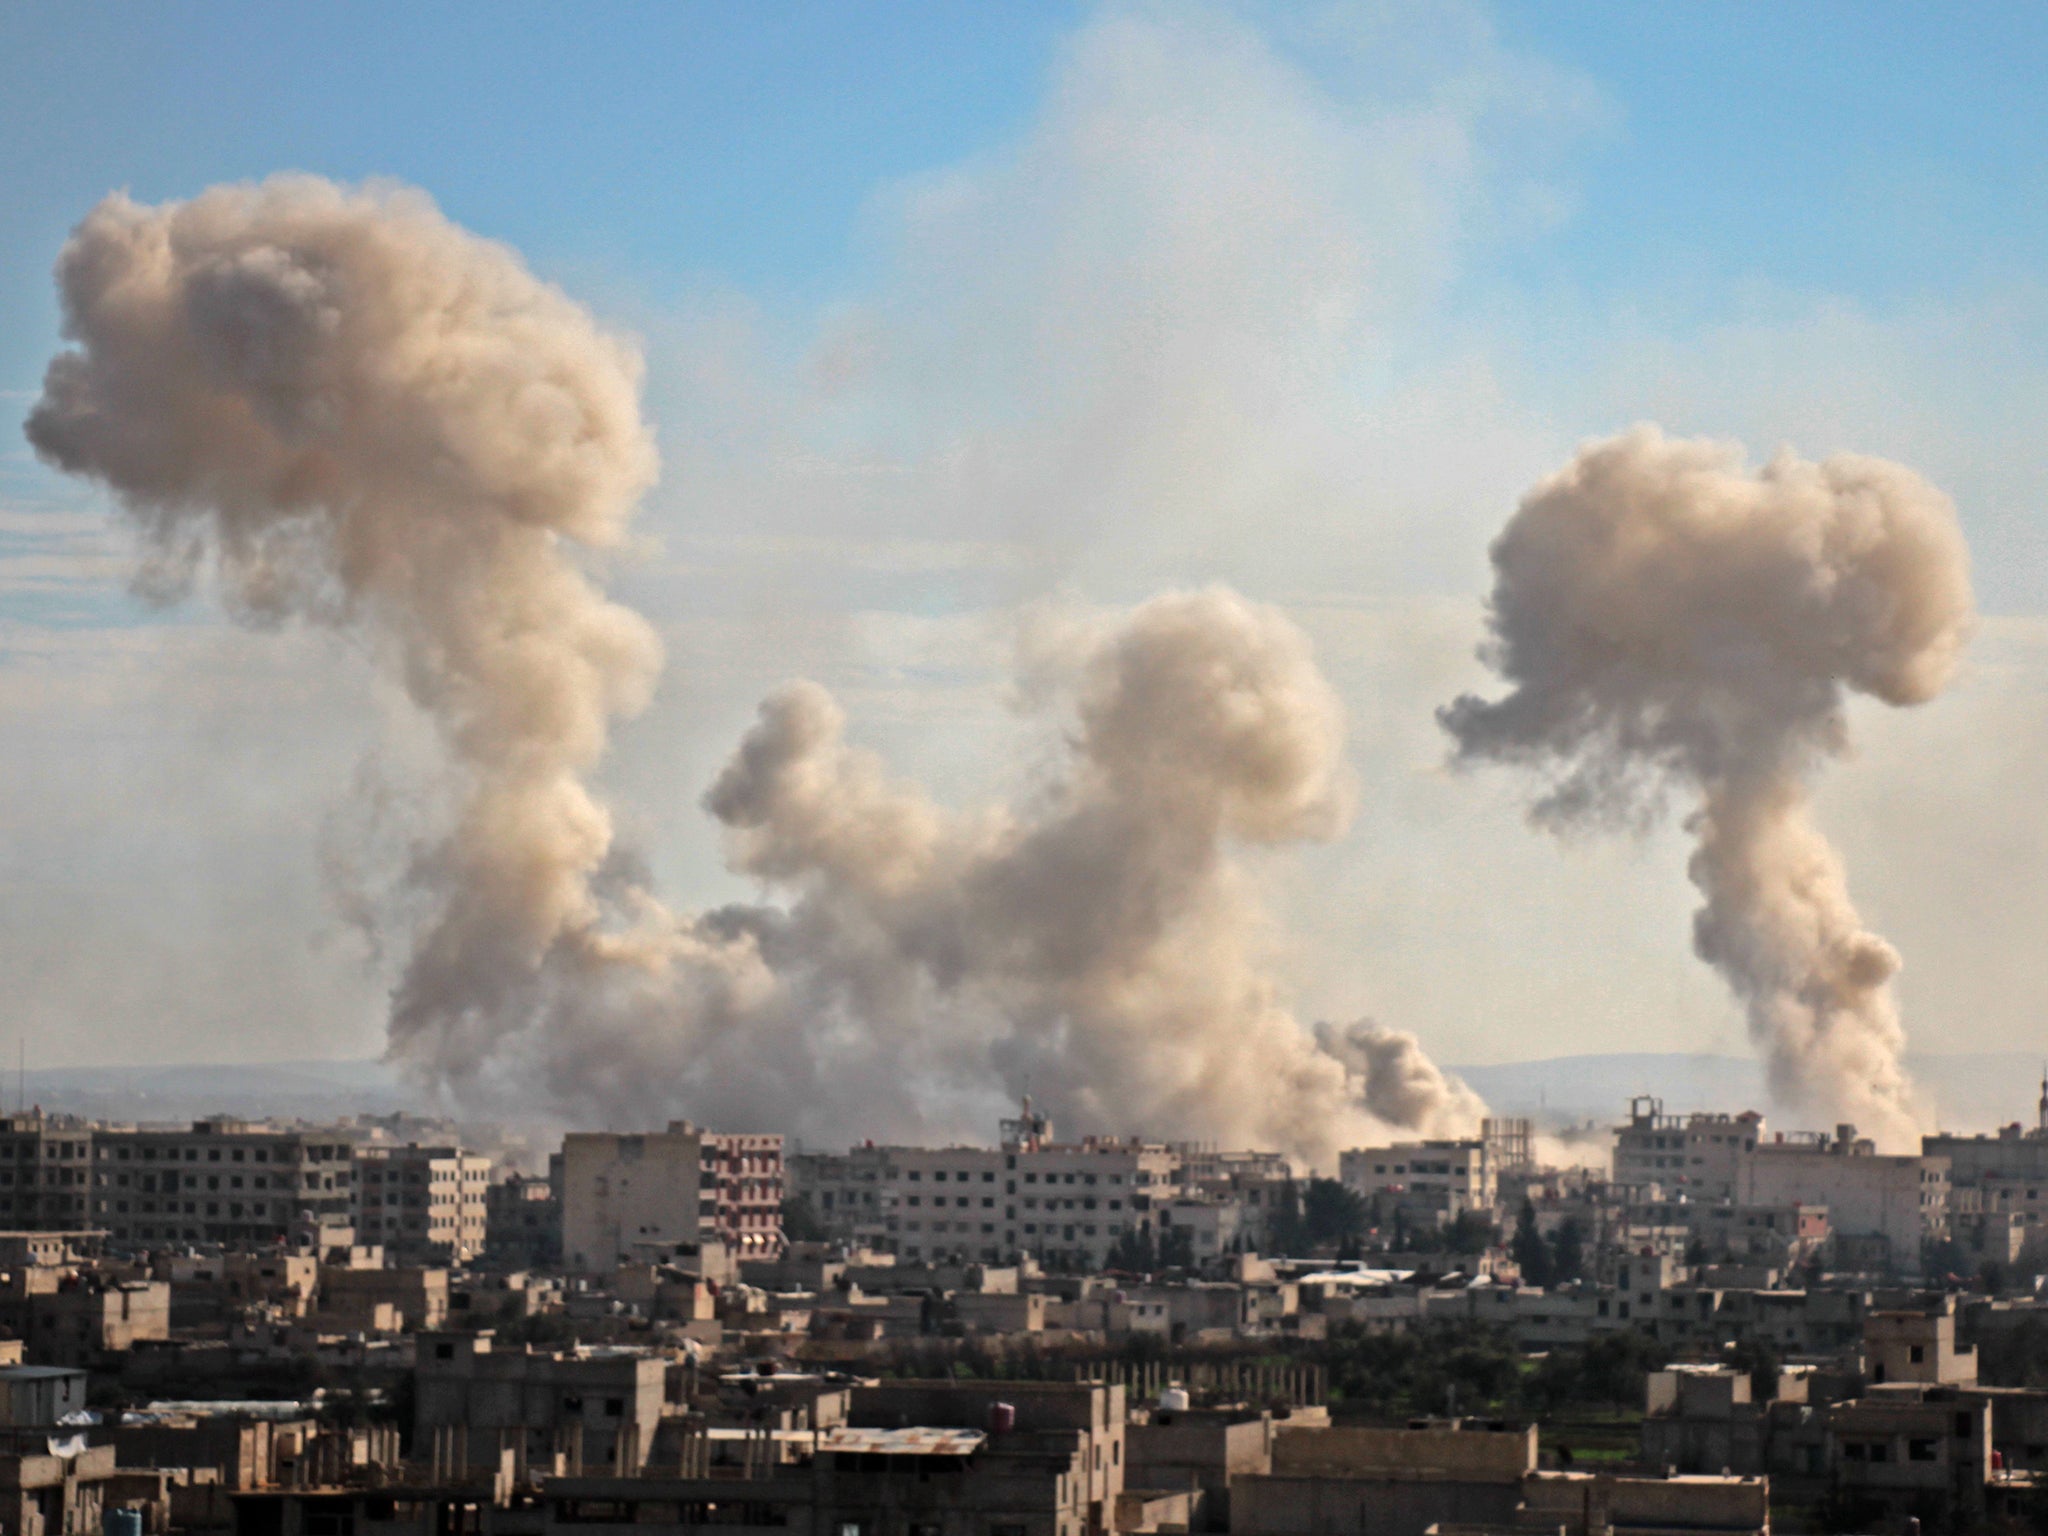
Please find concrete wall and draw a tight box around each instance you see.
[1270,1424,1536,1482]
[1230,1472,1520,1536]
[560,1128,705,1274]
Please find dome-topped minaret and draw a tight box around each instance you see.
[2037,1065,2048,1134]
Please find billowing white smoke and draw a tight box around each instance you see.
[1440,426,1974,1148]
[29,176,1478,1160]
[695,588,1486,1161]
[26,175,665,1087]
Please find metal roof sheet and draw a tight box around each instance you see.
[817,1427,987,1456]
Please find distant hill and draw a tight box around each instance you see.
[1450,1051,2047,1136]
[5,1049,2039,1139]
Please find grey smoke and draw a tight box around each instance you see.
[1440,426,1974,1147]
[29,176,1478,1159]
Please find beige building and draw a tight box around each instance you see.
[1613,1099,1763,1202]
[353,1143,491,1264]
[794,1105,1188,1270]
[1740,1125,1949,1261]
[559,1123,782,1273]
[1338,1139,1494,1218]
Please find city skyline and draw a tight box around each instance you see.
[5,5,2047,1150]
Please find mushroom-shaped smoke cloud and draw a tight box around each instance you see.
[29,177,1477,1160]
[26,174,664,1086]
[1440,426,1974,1147]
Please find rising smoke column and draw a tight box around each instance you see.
[696,587,1486,1161]
[25,176,670,1087]
[27,177,1478,1157]
[1440,427,1974,1147]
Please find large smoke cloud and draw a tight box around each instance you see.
[691,587,1485,1162]
[26,175,665,1087]
[1440,426,1973,1147]
[29,176,1478,1161]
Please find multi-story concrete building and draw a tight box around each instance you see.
[1010,1133,1177,1272]
[414,1330,664,1474]
[1926,1083,2048,1256]
[1338,1139,1493,1220]
[352,1143,491,1264]
[700,1130,784,1259]
[794,1102,1175,1271]
[1739,1125,1949,1263]
[786,1144,893,1248]
[559,1123,783,1273]
[0,1116,94,1230]
[1613,1099,1763,1201]
[485,1172,560,1269]
[90,1119,360,1248]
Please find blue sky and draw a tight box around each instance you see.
[4,1,2048,1112]
[8,3,2048,365]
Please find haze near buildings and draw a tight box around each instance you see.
[26,176,1478,1161]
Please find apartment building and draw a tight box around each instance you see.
[0,1116,94,1230]
[353,1144,491,1264]
[1338,1139,1493,1219]
[1740,1126,1949,1260]
[1927,1094,2048,1234]
[1613,1098,1763,1201]
[485,1173,561,1269]
[786,1144,893,1247]
[88,1119,360,1247]
[700,1131,784,1259]
[558,1123,783,1273]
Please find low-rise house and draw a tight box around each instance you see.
[1232,1420,1537,1536]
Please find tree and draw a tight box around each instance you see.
[780,1195,826,1243]
[1511,1200,1555,1287]
[1922,1236,1970,1282]
[1108,1227,1157,1273]
[1303,1178,1368,1249]
[1267,1183,1309,1256]
[1551,1217,1585,1283]
[1446,1211,1496,1255]
[1726,1337,1780,1403]
[1576,1329,1668,1410]
[1160,1226,1195,1269]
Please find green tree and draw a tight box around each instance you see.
[1267,1183,1309,1256]
[1108,1227,1157,1273]
[1446,1211,1496,1255]
[780,1195,826,1242]
[1303,1178,1368,1249]
[1160,1226,1195,1269]
[1511,1200,1554,1287]
[1726,1337,1780,1403]
[1551,1217,1585,1283]
[1576,1330,1668,1410]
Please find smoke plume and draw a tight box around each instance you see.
[29,176,1477,1160]
[26,175,666,1087]
[691,587,1485,1161]
[1440,426,1973,1147]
